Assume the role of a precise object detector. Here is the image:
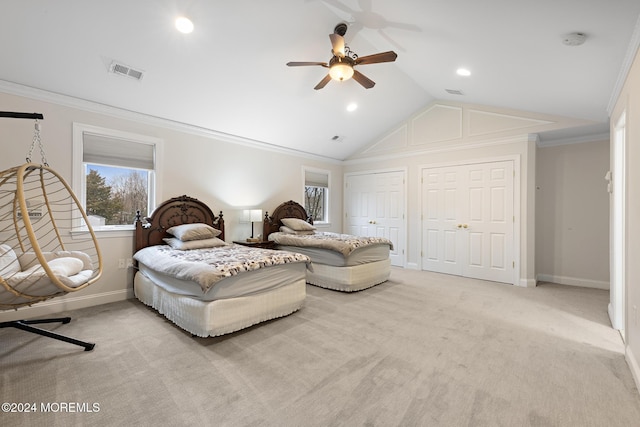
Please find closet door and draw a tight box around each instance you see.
[422,167,464,275]
[346,171,405,267]
[422,161,515,284]
[346,174,372,237]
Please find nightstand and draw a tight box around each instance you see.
[232,240,276,250]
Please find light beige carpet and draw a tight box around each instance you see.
[1,267,639,426]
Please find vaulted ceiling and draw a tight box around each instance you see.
[2,1,639,160]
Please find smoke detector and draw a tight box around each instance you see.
[562,32,586,46]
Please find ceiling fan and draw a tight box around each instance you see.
[286,23,398,90]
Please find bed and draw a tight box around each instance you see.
[133,195,309,337]
[263,200,392,292]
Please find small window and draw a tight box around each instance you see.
[303,168,329,224]
[72,124,162,231]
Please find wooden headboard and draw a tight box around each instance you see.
[263,200,312,238]
[134,195,224,252]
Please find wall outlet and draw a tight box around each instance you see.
[126,258,133,268]
[118,259,125,269]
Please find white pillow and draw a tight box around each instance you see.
[47,257,84,277]
[0,244,20,276]
[280,226,315,235]
[166,223,221,241]
[163,237,227,250]
[281,218,315,231]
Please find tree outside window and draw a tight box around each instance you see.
[85,166,149,226]
[303,168,329,223]
[305,185,326,222]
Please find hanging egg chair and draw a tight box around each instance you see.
[0,112,102,351]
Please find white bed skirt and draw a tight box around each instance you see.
[306,258,391,292]
[134,272,306,337]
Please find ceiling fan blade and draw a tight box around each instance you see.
[329,33,345,57]
[352,70,375,89]
[286,61,328,67]
[354,51,398,65]
[314,74,332,90]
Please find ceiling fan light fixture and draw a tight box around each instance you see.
[287,23,396,90]
[329,61,354,81]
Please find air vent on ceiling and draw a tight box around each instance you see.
[109,61,144,81]
[445,89,464,95]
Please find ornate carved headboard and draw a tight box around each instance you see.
[263,200,312,238]
[134,195,224,252]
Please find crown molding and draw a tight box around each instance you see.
[0,80,342,165]
[607,13,640,116]
[536,132,610,148]
[343,134,531,166]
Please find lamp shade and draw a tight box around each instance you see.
[250,209,263,222]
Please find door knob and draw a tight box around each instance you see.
[457,224,462,228]
[463,224,468,229]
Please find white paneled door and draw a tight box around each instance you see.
[422,161,514,284]
[346,171,405,267]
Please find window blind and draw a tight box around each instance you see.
[83,132,155,170]
[305,171,328,187]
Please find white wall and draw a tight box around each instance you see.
[0,85,619,324]
[0,88,342,321]
[610,35,640,394]
[343,101,604,286]
[535,140,610,289]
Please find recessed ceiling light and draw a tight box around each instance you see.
[175,17,194,34]
[346,103,358,112]
[456,68,471,77]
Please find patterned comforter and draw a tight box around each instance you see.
[268,231,393,257]
[133,244,310,293]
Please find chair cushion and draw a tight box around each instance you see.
[0,244,20,277]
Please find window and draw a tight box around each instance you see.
[303,167,330,224]
[72,123,162,231]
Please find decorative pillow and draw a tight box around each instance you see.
[281,217,315,231]
[166,223,221,241]
[0,244,20,276]
[280,226,315,235]
[47,257,84,277]
[163,237,227,250]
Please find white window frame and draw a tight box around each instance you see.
[302,166,330,226]
[72,123,163,236]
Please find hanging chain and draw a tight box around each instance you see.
[26,119,48,166]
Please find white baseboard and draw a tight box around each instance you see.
[0,290,133,322]
[536,274,609,290]
[626,345,640,396]
[518,278,536,287]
